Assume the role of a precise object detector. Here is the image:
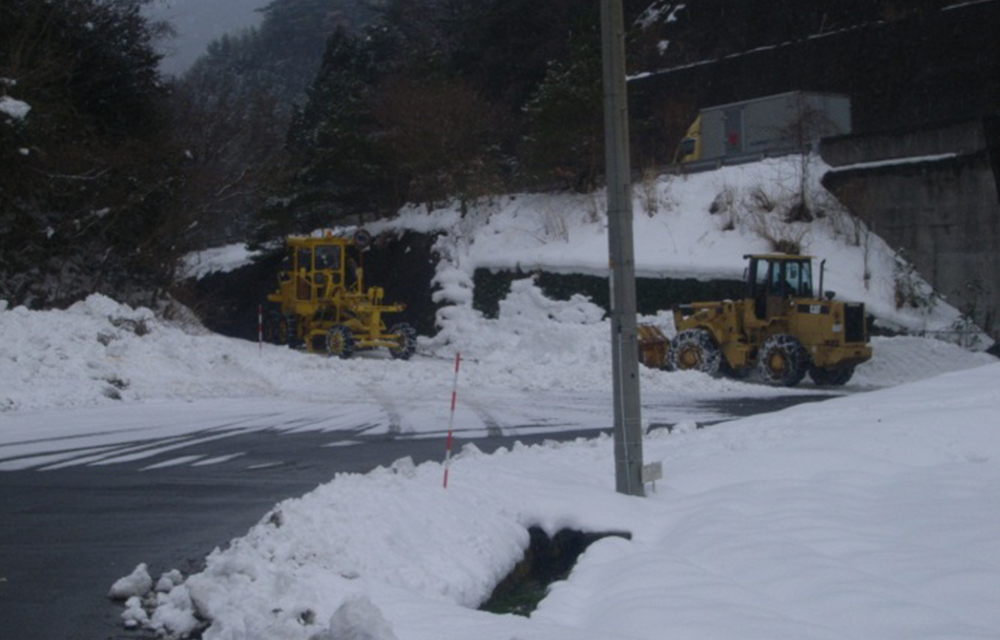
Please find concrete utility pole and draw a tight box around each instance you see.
[600,0,644,497]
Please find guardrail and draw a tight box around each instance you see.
[666,148,804,175]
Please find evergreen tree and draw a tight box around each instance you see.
[186,0,381,112]
[277,27,394,230]
[521,21,603,191]
[172,0,383,243]
[0,0,183,308]
[271,0,605,231]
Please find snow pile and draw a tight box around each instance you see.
[313,596,398,640]
[0,294,275,413]
[181,243,260,279]
[108,563,152,600]
[0,94,31,121]
[1,277,994,420]
[125,361,1000,640]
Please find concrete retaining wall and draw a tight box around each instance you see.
[822,118,1000,340]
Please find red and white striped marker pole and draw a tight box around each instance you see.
[442,352,462,489]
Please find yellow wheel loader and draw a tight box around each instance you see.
[264,231,416,360]
[640,254,872,386]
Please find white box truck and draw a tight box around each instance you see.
[675,91,851,166]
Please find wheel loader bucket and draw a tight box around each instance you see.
[638,324,669,369]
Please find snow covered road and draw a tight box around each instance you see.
[0,390,828,640]
[0,387,837,472]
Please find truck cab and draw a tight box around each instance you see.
[673,115,702,163]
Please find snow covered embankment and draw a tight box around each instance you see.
[371,155,989,345]
[126,361,1000,640]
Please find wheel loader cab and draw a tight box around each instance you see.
[746,254,814,319]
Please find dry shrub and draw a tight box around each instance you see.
[744,203,808,254]
[784,197,814,223]
[749,185,776,213]
[639,168,659,217]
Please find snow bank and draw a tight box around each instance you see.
[1,280,993,418]
[108,563,152,600]
[0,95,30,121]
[0,294,276,413]
[134,361,1000,640]
[181,243,260,279]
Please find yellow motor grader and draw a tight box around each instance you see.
[639,254,872,386]
[265,231,416,359]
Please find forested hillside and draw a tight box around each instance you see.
[2,0,996,311]
[1,0,178,309]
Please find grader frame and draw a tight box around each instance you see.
[265,232,415,360]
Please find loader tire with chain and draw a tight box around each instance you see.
[757,334,808,387]
[668,329,721,376]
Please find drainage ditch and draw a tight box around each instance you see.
[479,527,631,616]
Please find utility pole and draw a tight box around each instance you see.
[600,0,644,496]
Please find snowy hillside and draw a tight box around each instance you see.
[181,156,986,347]
[8,154,990,419]
[359,155,982,343]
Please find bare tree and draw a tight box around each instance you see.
[168,71,292,246]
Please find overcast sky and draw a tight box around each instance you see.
[143,0,269,76]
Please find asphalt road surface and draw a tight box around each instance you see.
[0,394,832,640]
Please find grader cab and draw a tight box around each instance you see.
[640,254,872,386]
[265,231,416,360]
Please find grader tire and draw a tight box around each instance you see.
[758,334,808,387]
[278,315,299,348]
[668,329,721,376]
[326,325,356,359]
[263,312,281,345]
[388,323,417,361]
